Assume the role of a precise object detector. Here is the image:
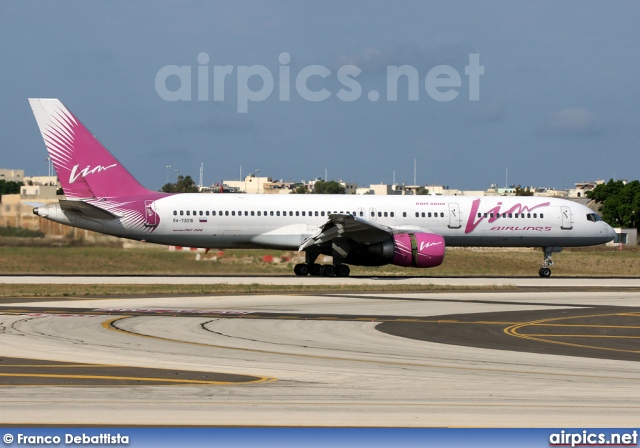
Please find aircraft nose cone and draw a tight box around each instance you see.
[606,224,616,242]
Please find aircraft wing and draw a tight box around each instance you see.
[299,213,393,251]
[59,200,119,220]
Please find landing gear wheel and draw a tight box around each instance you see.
[335,264,350,277]
[310,263,323,276]
[539,267,551,278]
[294,263,309,276]
[321,264,335,277]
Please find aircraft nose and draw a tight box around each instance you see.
[606,223,616,242]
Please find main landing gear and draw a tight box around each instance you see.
[293,251,351,277]
[293,262,351,277]
[539,247,561,278]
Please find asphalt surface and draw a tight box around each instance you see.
[1,286,639,426]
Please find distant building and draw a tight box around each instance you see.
[569,180,605,199]
[0,169,24,182]
[20,185,59,200]
[223,174,272,194]
[23,175,59,187]
[607,228,637,246]
[339,181,358,194]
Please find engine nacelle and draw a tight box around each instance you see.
[393,232,445,268]
[369,232,445,268]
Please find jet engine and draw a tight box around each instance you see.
[368,232,445,268]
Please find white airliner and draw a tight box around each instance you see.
[28,98,615,277]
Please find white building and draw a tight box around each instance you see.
[607,228,637,246]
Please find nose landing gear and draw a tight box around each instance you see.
[539,247,561,277]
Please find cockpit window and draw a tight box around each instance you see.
[586,213,601,222]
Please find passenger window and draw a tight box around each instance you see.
[415,212,419,218]
[508,213,512,218]
[484,213,488,218]
[402,212,406,217]
[428,212,432,218]
[540,213,544,219]
[245,211,248,216]
[257,211,261,216]
[251,211,254,216]
[180,211,184,216]
[390,212,394,217]
[193,211,196,216]
[314,211,318,216]
[296,211,299,216]
[225,211,229,216]
[289,211,293,216]
[232,211,235,216]
[212,211,216,216]
[270,211,274,216]
[276,211,280,216]
[440,213,444,218]
[360,211,364,217]
[173,211,177,216]
[383,212,388,217]
[199,211,203,216]
[477,213,482,218]
[186,211,190,216]
[321,211,325,216]
[490,213,494,218]
[527,213,531,218]
[533,213,537,218]
[378,212,382,217]
[421,212,425,218]
[206,211,209,216]
[302,211,305,216]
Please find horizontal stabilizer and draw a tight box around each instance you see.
[59,200,119,220]
[22,201,46,208]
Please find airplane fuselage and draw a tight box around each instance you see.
[36,193,614,250]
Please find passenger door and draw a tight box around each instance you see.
[561,206,573,229]
[448,202,461,229]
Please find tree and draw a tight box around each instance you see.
[416,187,429,195]
[290,184,309,194]
[514,185,534,196]
[161,175,199,193]
[587,179,640,229]
[0,180,23,200]
[312,180,345,194]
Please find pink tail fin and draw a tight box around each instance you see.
[29,98,152,199]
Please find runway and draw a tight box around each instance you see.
[0,281,639,426]
[3,274,640,288]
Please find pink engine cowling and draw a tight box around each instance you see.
[391,233,445,268]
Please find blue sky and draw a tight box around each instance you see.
[1,1,638,190]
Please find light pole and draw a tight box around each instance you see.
[165,165,171,184]
[254,169,260,193]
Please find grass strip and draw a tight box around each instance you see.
[0,283,513,298]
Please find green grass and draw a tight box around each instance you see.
[0,246,638,277]
[0,226,45,238]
